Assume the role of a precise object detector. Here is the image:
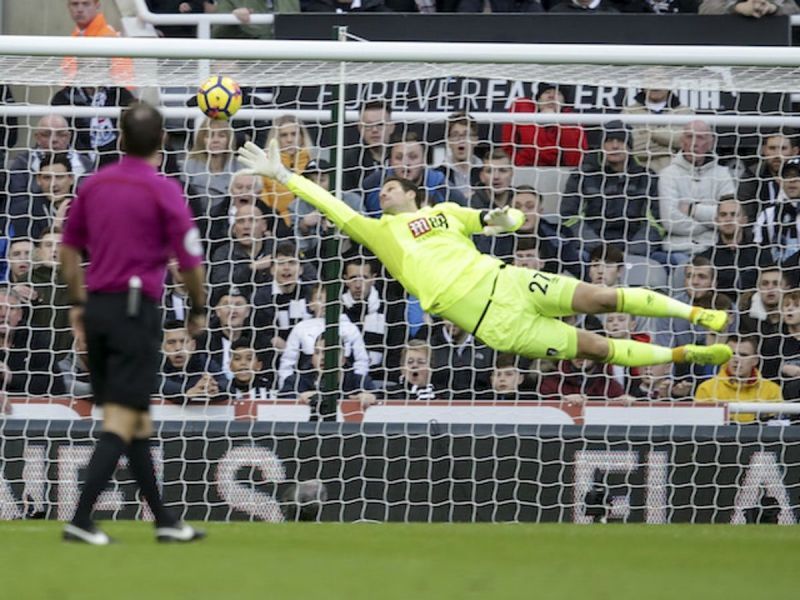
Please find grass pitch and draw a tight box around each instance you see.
[2,521,798,600]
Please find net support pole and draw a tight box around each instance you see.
[319,26,348,421]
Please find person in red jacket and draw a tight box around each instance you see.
[502,83,587,167]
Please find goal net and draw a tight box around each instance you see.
[0,36,798,524]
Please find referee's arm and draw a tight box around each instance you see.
[180,264,207,338]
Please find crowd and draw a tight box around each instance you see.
[0,0,795,425]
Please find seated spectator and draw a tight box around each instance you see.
[631,362,694,400]
[278,335,377,414]
[549,0,619,10]
[277,283,369,389]
[5,238,33,285]
[363,132,467,216]
[27,229,71,353]
[512,237,546,271]
[458,0,542,11]
[386,339,440,400]
[260,115,313,230]
[183,117,240,214]
[228,337,272,398]
[301,0,387,11]
[561,120,660,257]
[200,287,261,381]
[699,0,799,16]
[292,159,362,258]
[51,85,133,166]
[604,312,650,397]
[430,319,493,399]
[0,286,63,395]
[587,244,624,287]
[146,1,207,38]
[56,327,92,398]
[760,289,800,399]
[658,120,736,261]
[253,241,314,370]
[7,114,94,197]
[739,264,788,337]
[10,153,74,241]
[341,258,388,378]
[211,0,298,39]
[342,100,394,192]
[478,353,538,401]
[754,157,800,271]
[616,0,698,13]
[695,335,783,424]
[159,321,226,403]
[502,83,586,167]
[436,112,482,199]
[538,355,625,402]
[737,129,798,220]
[620,89,693,173]
[469,149,514,211]
[209,203,275,299]
[696,197,759,303]
[163,259,190,323]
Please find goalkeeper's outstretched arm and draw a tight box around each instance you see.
[238,141,377,247]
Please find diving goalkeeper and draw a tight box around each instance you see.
[238,140,732,369]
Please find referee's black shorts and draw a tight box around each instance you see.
[84,293,161,412]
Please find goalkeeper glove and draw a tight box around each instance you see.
[482,206,525,236]
[238,139,291,184]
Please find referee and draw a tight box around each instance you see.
[61,102,206,545]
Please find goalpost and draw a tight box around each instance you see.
[0,35,798,523]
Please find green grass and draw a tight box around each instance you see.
[2,521,798,599]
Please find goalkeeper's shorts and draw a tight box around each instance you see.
[473,265,580,360]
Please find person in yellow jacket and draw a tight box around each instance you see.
[696,335,783,424]
[238,139,735,369]
[260,115,312,231]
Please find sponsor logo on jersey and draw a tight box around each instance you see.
[407,213,448,238]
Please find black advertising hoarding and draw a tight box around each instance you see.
[1,421,798,524]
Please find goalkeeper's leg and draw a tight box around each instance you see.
[571,283,729,333]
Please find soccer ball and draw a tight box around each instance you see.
[196,75,242,120]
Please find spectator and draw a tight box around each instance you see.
[0,85,18,172]
[633,362,693,400]
[278,335,377,413]
[479,353,538,401]
[341,258,388,378]
[512,237,546,271]
[502,83,587,167]
[7,114,94,197]
[470,149,514,211]
[212,0,299,39]
[737,130,798,220]
[159,321,226,403]
[277,283,369,389]
[0,286,62,395]
[617,0,698,12]
[699,0,799,16]
[760,289,800,397]
[587,244,624,287]
[658,120,736,260]
[163,259,190,323]
[620,89,693,173]
[5,239,33,286]
[363,132,467,216]
[753,157,800,270]
[561,120,660,257]
[260,115,313,230]
[209,203,275,299]
[228,337,272,398]
[292,159,362,257]
[301,0,387,11]
[10,153,74,241]
[696,197,759,302]
[28,229,72,353]
[253,241,314,370]
[386,339,440,400]
[146,1,207,37]
[549,0,619,10]
[56,327,92,397]
[695,335,783,424]
[51,85,134,167]
[184,118,240,214]
[62,0,134,88]
[430,319,494,399]
[539,355,625,402]
[435,112,482,199]
[342,100,394,192]
[739,265,788,337]
[200,287,260,382]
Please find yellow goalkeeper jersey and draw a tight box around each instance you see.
[286,174,503,315]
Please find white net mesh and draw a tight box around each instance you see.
[0,38,798,523]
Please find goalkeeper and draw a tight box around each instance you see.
[239,140,732,369]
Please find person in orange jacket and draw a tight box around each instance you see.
[501,83,587,168]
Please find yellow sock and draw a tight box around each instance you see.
[607,338,674,367]
[616,288,693,320]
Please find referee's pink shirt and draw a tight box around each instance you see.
[62,156,203,303]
